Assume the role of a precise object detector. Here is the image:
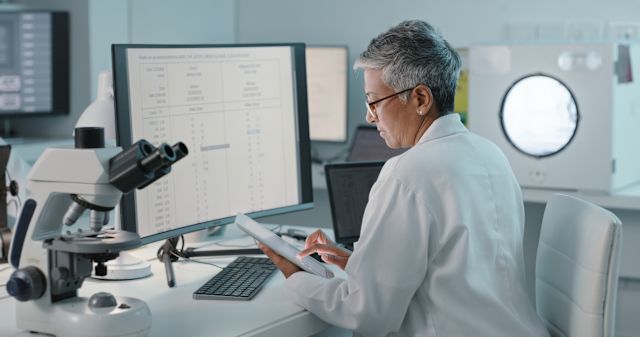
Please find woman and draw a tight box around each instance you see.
[260,20,549,337]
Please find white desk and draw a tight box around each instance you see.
[0,226,341,337]
[522,183,640,212]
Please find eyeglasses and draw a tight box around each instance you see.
[366,87,415,119]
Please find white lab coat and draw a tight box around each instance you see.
[284,114,550,337]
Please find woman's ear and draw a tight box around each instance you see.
[414,84,434,116]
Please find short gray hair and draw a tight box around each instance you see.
[354,20,461,115]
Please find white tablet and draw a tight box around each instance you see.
[234,213,334,279]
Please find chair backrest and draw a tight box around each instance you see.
[535,194,622,337]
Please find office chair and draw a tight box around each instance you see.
[535,194,622,337]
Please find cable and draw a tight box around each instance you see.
[269,224,282,235]
[156,236,181,263]
[7,198,19,217]
[169,251,224,269]
[156,235,225,270]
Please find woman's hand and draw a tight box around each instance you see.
[297,229,351,270]
[258,243,302,279]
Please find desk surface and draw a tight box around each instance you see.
[522,183,640,211]
[0,226,337,337]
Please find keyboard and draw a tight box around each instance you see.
[193,256,277,301]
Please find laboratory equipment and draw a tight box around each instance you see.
[76,70,116,140]
[5,127,187,337]
[76,69,152,280]
[469,43,640,193]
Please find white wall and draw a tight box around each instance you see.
[88,0,129,98]
[11,0,236,137]
[89,0,236,100]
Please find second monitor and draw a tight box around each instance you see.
[347,125,407,162]
[112,43,313,245]
[306,46,348,142]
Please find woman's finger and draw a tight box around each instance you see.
[297,243,350,258]
[304,229,329,249]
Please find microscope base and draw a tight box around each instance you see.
[18,295,151,337]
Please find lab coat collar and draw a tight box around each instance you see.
[416,113,467,145]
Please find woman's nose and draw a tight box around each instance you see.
[365,111,376,124]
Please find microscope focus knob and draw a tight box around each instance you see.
[6,266,46,302]
[95,261,108,277]
[88,292,118,308]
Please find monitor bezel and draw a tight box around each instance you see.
[324,161,384,245]
[112,43,313,244]
[305,45,349,143]
[0,11,70,117]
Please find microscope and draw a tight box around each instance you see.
[6,127,188,337]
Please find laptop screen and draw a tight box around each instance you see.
[347,126,407,162]
[324,161,384,246]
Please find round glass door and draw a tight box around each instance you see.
[500,75,579,157]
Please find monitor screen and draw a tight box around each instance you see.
[347,125,406,162]
[0,11,68,116]
[113,43,313,244]
[325,161,384,245]
[306,46,348,142]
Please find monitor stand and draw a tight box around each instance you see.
[157,236,264,288]
[157,237,179,287]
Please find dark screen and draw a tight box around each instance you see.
[347,126,406,162]
[0,12,68,116]
[325,162,384,244]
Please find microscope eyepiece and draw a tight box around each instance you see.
[172,142,188,160]
[109,140,189,193]
[139,143,176,173]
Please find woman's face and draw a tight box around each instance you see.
[364,69,421,149]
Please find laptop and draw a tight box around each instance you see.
[324,161,384,250]
[347,125,407,162]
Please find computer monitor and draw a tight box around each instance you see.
[112,43,313,244]
[306,46,348,142]
[347,125,407,162]
[324,161,384,248]
[0,11,69,116]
